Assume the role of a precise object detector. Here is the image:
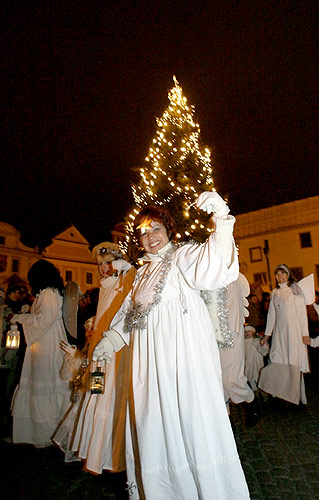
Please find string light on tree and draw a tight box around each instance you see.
[122,76,216,255]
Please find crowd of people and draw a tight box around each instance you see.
[0,190,318,500]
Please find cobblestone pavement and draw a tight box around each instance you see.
[1,368,319,500]
[231,369,319,500]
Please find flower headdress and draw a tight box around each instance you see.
[92,241,123,260]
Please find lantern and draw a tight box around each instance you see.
[90,364,105,394]
[6,323,20,349]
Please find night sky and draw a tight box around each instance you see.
[1,1,318,249]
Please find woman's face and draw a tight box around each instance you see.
[275,269,289,284]
[85,327,94,341]
[139,220,169,254]
[98,258,114,278]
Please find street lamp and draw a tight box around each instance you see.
[263,239,271,289]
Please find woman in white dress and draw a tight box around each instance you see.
[93,192,250,500]
[258,264,310,404]
[70,242,136,474]
[10,260,72,447]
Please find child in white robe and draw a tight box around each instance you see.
[53,317,94,462]
[244,325,269,391]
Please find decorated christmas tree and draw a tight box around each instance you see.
[123,76,216,254]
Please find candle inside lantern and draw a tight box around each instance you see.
[90,363,105,394]
[6,323,20,349]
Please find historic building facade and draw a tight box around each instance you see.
[42,225,99,292]
[0,223,99,293]
[0,222,40,290]
[234,196,319,290]
[1,195,318,295]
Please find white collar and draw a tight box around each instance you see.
[100,275,118,288]
[279,282,289,288]
[141,241,175,262]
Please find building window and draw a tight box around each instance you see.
[249,247,262,263]
[299,232,312,248]
[0,255,7,272]
[86,272,93,284]
[291,267,303,281]
[316,265,319,287]
[65,270,72,282]
[0,236,5,245]
[12,259,19,273]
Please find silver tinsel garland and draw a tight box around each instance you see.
[124,244,176,333]
[71,346,89,403]
[201,287,234,349]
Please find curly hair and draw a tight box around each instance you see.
[133,205,175,243]
[27,260,64,296]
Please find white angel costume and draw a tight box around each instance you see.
[258,275,314,405]
[69,265,135,473]
[244,336,269,391]
[11,288,72,447]
[208,274,255,405]
[108,216,250,500]
[52,343,88,462]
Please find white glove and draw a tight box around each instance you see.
[92,330,125,363]
[112,259,132,273]
[195,191,230,217]
[60,341,77,357]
